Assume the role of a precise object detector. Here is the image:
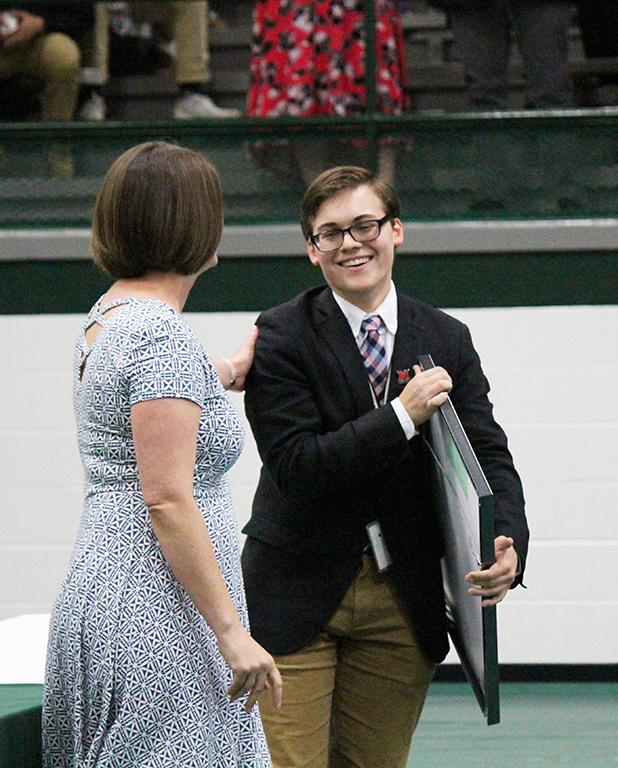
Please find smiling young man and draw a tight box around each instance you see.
[242,166,529,768]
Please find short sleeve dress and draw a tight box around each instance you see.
[42,298,272,767]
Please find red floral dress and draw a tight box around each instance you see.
[246,0,407,117]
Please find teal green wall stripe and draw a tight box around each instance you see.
[1,252,616,315]
[0,684,43,768]
[393,252,618,308]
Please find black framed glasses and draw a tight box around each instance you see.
[309,215,391,252]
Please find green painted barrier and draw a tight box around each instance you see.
[0,686,42,768]
[2,110,618,228]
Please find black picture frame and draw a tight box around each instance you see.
[419,354,500,725]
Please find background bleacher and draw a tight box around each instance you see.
[2,0,618,241]
[107,0,618,117]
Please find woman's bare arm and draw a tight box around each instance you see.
[131,396,282,711]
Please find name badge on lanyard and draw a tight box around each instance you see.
[366,520,393,572]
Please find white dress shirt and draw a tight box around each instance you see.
[332,283,417,439]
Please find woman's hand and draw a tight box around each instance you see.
[219,325,258,391]
[217,623,282,712]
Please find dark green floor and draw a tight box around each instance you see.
[407,683,618,767]
[1,683,616,766]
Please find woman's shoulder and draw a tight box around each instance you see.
[114,301,209,394]
[94,299,202,364]
[111,298,193,338]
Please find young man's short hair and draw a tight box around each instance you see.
[300,166,401,240]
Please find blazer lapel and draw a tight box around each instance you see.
[314,289,375,412]
[389,294,422,401]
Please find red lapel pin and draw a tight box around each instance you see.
[397,369,411,384]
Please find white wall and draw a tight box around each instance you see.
[1,306,616,663]
[445,306,618,663]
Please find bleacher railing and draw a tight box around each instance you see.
[1,1,618,235]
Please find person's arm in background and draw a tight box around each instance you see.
[1,4,94,49]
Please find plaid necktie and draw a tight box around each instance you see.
[360,314,388,400]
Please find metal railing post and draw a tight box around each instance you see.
[364,0,377,116]
[363,0,379,173]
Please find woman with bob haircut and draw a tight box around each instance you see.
[43,141,281,767]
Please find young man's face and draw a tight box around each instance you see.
[306,184,404,312]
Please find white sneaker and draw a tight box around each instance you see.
[174,92,240,119]
[78,93,106,121]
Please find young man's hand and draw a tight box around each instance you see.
[465,536,519,606]
[398,364,452,426]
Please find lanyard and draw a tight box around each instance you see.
[368,363,392,409]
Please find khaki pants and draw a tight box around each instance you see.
[259,555,435,768]
[91,0,209,85]
[0,32,80,120]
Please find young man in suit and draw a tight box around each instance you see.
[242,166,529,768]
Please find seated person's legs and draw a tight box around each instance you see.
[0,31,80,120]
[131,0,239,117]
[169,0,208,88]
[80,1,239,120]
[577,0,618,58]
[37,32,81,121]
[77,2,109,120]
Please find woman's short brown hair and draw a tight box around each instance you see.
[92,141,224,279]
[300,166,401,240]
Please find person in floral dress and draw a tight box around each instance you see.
[246,0,407,182]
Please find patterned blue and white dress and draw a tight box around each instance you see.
[43,298,272,767]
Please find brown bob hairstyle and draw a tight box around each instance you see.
[92,141,224,279]
[300,166,401,241]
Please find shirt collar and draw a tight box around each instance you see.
[332,282,398,338]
